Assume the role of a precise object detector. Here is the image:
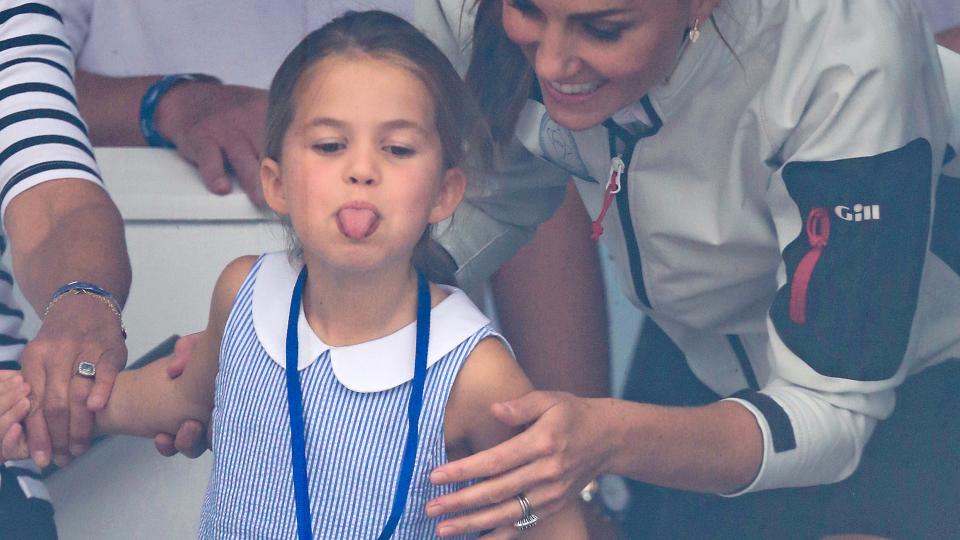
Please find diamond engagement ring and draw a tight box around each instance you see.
[76,361,96,378]
[514,493,540,531]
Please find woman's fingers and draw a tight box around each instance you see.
[86,346,126,411]
[431,391,558,486]
[477,526,519,540]
[490,391,559,427]
[434,478,568,538]
[431,426,549,489]
[67,371,95,456]
[429,451,573,516]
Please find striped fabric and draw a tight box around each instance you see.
[200,256,482,539]
[0,1,102,505]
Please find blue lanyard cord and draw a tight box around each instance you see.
[378,271,430,540]
[284,268,431,540]
[285,268,312,540]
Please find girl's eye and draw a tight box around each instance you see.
[385,145,415,157]
[583,23,625,42]
[313,142,344,153]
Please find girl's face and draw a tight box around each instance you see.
[502,0,715,131]
[261,54,465,273]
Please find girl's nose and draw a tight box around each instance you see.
[347,174,377,186]
[344,148,380,186]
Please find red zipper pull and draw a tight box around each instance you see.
[591,155,625,241]
[789,207,831,324]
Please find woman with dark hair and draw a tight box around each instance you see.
[423,0,960,538]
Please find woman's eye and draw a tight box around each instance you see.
[583,23,624,42]
[313,142,344,153]
[385,145,415,157]
[508,0,539,16]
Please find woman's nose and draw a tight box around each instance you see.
[534,26,580,81]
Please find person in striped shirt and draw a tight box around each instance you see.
[0,2,130,538]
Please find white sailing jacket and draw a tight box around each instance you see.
[499,0,960,493]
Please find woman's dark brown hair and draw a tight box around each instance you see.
[465,0,534,147]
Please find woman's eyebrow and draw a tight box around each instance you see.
[569,8,632,22]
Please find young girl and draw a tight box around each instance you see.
[47,10,584,539]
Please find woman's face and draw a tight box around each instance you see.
[502,0,705,131]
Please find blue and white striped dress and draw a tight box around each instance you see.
[199,252,494,539]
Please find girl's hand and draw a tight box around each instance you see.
[0,371,31,460]
[153,333,209,458]
[426,391,614,537]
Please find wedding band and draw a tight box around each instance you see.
[514,493,540,530]
[516,493,532,519]
[76,361,96,378]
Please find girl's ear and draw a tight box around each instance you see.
[428,167,467,224]
[260,158,288,215]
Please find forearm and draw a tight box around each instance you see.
[5,180,130,314]
[600,398,762,494]
[95,354,214,438]
[76,70,157,146]
[491,183,609,397]
[76,70,215,147]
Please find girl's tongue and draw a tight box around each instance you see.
[337,206,379,240]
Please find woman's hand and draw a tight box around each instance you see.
[20,292,127,468]
[426,391,615,537]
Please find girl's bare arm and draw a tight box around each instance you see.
[94,256,257,438]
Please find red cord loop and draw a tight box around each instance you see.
[789,207,831,325]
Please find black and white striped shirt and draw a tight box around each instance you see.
[0,0,101,365]
[0,0,103,503]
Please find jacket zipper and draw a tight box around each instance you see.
[591,155,625,241]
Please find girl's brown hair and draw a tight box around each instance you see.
[265,10,490,284]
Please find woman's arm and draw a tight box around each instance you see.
[491,183,609,397]
[436,337,588,539]
[429,388,760,537]
[94,256,256,438]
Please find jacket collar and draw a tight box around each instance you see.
[251,252,491,393]
[617,6,746,128]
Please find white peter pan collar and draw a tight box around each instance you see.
[251,252,491,393]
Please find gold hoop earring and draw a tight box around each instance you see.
[688,19,701,43]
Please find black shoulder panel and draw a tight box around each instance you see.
[931,172,960,276]
[771,139,932,381]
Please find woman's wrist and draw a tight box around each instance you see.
[585,397,632,477]
[596,398,764,493]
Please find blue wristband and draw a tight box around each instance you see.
[139,73,220,148]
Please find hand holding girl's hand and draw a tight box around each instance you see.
[0,370,31,460]
[153,332,208,458]
[426,391,614,538]
[20,292,127,468]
